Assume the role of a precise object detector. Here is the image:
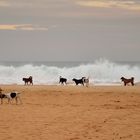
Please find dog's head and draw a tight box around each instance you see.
[0,94,6,99]
[121,77,125,81]
[22,78,26,81]
[29,76,32,80]
[131,77,134,80]
[72,78,75,81]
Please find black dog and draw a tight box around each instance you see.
[23,76,33,85]
[59,76,67,85]
[72,77,85,86]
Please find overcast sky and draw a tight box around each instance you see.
[0,0,140,61]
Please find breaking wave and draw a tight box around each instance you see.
[0,59,140,85]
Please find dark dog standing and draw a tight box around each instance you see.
[121,77,134,86]
[59,76,67,85]
[72,77,85,86]
[23,76,33,85]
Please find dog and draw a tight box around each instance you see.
[0,89,22,104]
[23,76,33,85]
[82,77,89,87]
[0,88,5,104]
[72,77,85,86]
[121,77,134,86]
[59,76,67,85]
[0,93,6,104]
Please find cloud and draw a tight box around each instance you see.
[1,0,140,11]
[0,24,48,31]
[76,0,140,11]
[0,0,34,8]
[0,0,71,8]
[0,1,10,7]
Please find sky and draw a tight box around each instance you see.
[0,0,140,62]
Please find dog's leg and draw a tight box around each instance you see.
[17,96,22,104]
[16,97,22,104]
[7,98,11,104]
[15,97,18,104]
[1,98,3,104]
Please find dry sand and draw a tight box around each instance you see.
[0,85,140,140]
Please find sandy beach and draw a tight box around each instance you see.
[0,85,140,140]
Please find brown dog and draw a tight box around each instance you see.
[121,77,134,86]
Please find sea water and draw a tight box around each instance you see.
[0,59,140,85]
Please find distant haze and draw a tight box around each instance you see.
[0,0,140,61]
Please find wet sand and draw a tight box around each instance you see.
[0,85,140,140]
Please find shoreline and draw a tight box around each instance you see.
[0,83,139,87]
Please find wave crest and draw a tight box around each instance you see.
[0,59,139,85]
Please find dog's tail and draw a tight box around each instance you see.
[131,77,135,86]
[13,91,21,95]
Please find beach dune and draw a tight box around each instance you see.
[0,85,140,140]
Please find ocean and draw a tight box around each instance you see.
[0,59,140,85]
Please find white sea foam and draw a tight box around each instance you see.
[0,59,140,85]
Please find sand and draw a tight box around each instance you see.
[0,85,140,140]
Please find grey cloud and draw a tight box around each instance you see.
[0,0,140,61]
